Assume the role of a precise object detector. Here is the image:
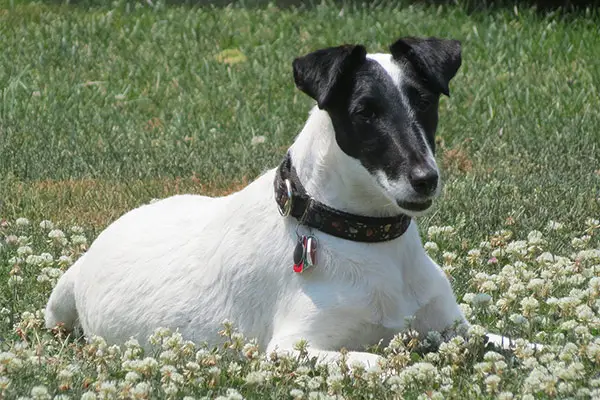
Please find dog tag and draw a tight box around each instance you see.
[304,236,317,268]
[293,235,318,273]
[293,237,305,273]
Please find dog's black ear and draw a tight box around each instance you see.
[390,37,461,96]
[293,44,367,109]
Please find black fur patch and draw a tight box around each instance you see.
[390,37,462,97]
[293,45,367,109]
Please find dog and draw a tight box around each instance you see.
[45,36,517,367]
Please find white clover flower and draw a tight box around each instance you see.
[468,324,486,341]
[30,385,50,400]
[326,372,344,391]
[159,350,177,364]
[70,225,84,234]
[398,362,441,387]
[296,365,311,375]
[491,248,504,258]
[442,251,457,264]
[70,234,87,246]
[575,249,600,262]
[523,366,557,395]
[290,389,304,399]
[58,255,73,267]
[483,351,505,362]
[244,371,267,385]
[0,376,9,390]
[585,218,600,229]
[536,252,556,264]
[220,388,244,400]
[546,220,564,231]
[17,246,33,256]
[307,376,323,390]
[98,381,118,397]
[5,235,18,246]
[39,220,54,230]
[226,361,241,375]
[242,342,259,359]
[473,361,492,376]
[484,374,501,393]
[497,392,514,400]
[527,278,546,291]
[427,226,441,239]
[162,382,180,395]
[467,248,481,259]
[131,382,151,397]
[458,303,472,320]
[527,230,544,245]
[575,304,594,321]
[424,241,439,253]
[506,240,528,256]
[16,218,30,227]
[586,340,600,363]
[26,255,43,266]
[48,229,67,246]
[480,280,498,293]
[125,371,141,383]
[520,296,540,317]
[472,293,492,308]
[571,236,591,249]
[589,277,600,296]
[509,313,529,327]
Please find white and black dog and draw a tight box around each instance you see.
[46,37,517,367]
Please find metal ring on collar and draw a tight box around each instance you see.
[277,179,293,217]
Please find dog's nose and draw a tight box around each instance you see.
[409,167,438,197]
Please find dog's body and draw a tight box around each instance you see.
[46,39,514,366]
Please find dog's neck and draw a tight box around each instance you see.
[288,107,400,218]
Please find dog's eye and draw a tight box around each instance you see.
[353,104,377,121]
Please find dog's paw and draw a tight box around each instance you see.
[345,351,384,370]
[486,333,544,353]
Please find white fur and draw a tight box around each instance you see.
[45,54,524,368]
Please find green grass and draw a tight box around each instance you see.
[0,1,599,398]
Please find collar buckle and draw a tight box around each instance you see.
[277,179,293,217]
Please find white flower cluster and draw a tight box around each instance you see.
[0,217,599,398]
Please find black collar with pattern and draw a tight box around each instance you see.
[273,153,412,243]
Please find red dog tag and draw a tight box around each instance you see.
[293,237,306,273]
[293,236,318,273]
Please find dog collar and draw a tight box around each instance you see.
[274,153,412,243]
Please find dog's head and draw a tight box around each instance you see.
[293,37,461,216]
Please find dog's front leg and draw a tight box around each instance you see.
[412,267,542,352]
[266,337,383,369]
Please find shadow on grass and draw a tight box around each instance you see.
[9,0,600,13]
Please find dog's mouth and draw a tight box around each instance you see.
[396,199,433,212]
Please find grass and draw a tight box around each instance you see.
[0,0,599,398]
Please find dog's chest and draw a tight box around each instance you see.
[311,235,438,337]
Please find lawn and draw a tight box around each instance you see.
[0,0,599,398]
